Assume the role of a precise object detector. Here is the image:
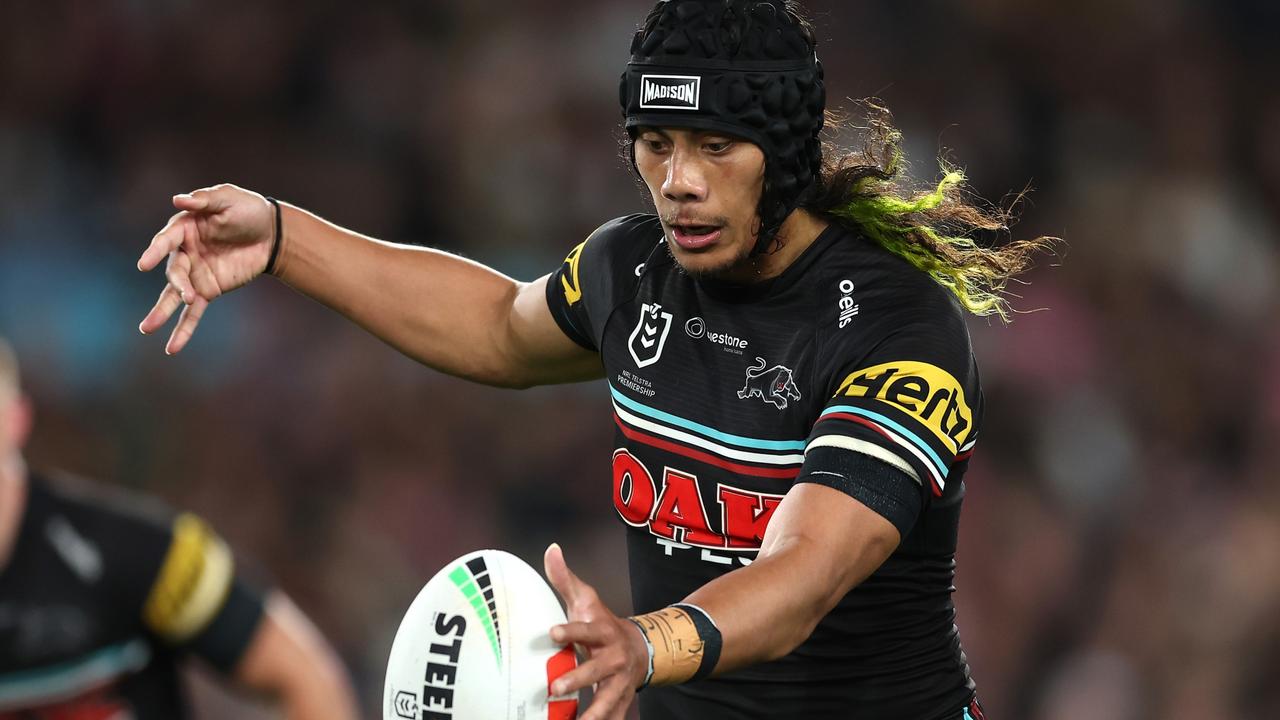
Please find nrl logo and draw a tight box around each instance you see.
[628,303,673,368]
[737,356,801,410]
[640,74,701,110]
[392,691,417,719]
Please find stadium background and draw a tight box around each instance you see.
[2,1,1278,718]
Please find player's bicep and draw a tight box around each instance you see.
[504,274,603,386]
[760,482,902,599]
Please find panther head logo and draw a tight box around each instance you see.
[737,357,801,410]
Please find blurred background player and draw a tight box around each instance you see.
[0,337,360,720]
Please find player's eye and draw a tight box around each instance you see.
[640,137,670,153]
[704,140,734,154]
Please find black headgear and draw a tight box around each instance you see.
[620,0,826,254]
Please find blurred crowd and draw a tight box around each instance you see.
[2,1,1278,718]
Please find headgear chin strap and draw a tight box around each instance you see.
[620,0,825,255]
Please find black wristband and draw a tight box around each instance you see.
[264,196,283,276]
[672,603,722,681]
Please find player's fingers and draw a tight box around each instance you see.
[138,212,188,272]
[175,184,237,214]
[549,655,602,696]
[188,257,222,301]
[172,212,225,301]
[139,283,184,335]
[549,649,634,699]
[544,543,585,607]
[550,620,605,648]
[165,250,196,304]
[165,295,208,355]
[171,191,208,212]
[578,675,632,720]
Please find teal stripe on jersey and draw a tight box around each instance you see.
[0,639,150,708]
[609,383,806,452]
[820,404,949,478]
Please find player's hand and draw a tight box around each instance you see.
[544,543,647,720]
[136,184,276,354]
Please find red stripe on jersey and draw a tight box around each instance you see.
[818,412,897,442]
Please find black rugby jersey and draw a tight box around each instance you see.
[546,215,985,720]
[0,472,264,720]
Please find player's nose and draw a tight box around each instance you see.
[661,147,707,203]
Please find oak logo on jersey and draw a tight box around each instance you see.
[613,450,783,552]
[628,303,673,368]
[559,241,585,305]
[737,357,801,410]
[835,361,972,452]
[639,74,701,110]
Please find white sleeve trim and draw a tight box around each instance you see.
[805,435,922,486]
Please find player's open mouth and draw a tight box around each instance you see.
[671,225,723,250]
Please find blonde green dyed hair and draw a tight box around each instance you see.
[802,102,1056,320]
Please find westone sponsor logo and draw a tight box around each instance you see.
[685,317,748,352]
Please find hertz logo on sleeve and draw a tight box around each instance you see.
[835,361,972,453]
[559,241,586,305]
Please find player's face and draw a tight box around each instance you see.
[633,127,765,280]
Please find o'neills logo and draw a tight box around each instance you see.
[640,75,700,110]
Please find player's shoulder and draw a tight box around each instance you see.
[580,213,666,266]
[31,470,173,538]
[30,471,241,638]
[588,213,664,243]
[811,226,974,360]
[547,214,667,348]
[555,213,665,289]
[27,472,178,603]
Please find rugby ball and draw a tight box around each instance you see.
[383,549,579,720]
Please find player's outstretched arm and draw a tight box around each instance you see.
[137,185,602,388]
[232,592,361,720]
[544,485,900,720]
